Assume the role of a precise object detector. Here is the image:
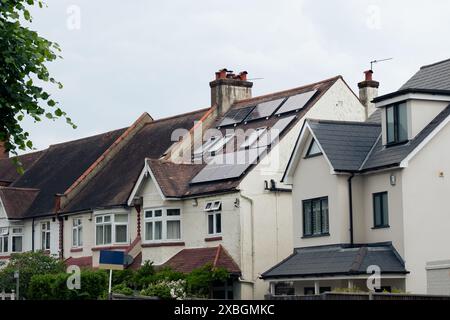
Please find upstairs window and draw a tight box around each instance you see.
[41,222,51,250]
[0,228,8,253]
[386,103,408,145]
[205,201,222,236]
[72,218,83,247]
[11,228,23,253]
[373,192,389,228]
[305,139,322,157]
[95,213,129,246]
[144,208,181,242]
[302,197,329,237]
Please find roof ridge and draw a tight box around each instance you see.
[234,75,341,104]
[149,107,210,124]
[308,118,381,127]
[420,58,450,69]
[358,133,382,170]
[0,186,40,192]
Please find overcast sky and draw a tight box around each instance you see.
[22,0,450,152]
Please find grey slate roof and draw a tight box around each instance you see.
[361,104,450,171]
[366,109,381,124]
[400,58,450,91]
[308,119,381,171]
[307,104,450,172]
[261,243,407,279]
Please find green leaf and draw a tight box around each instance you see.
[54,108,63,116]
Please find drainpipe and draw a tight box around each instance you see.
[240,193,255,299]
[347,173,355,246]
[31,217,35,251]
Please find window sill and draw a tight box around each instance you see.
[372,225,390,230]
[205,236,223,242]
[385,141,408,148]
[91,245,129,252]
[70,247,83,253]
[142,241,185,248]
[301,233,330,239]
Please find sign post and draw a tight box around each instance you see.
[98,250,125,300]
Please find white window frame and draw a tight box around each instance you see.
[205,201,222,236]
[41,221,51,251]
[72,218,83,248]
[0,228,8,254]
[95,213,129,246]
[143,207,182,243]
[11,227,23,253]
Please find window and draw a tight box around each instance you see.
[305,138,322,157]
[240,127,267,149]
[72,218,83,247]
[11,228,23,253]
[0,229,8,253]
[373,192,389,228]
[302,197,329,237]
[144,208,181,242]
[386,103,408,145]
[205,201,222,235]
[95,213,128,246]
[274,282,295,296]
[41,222,51,250]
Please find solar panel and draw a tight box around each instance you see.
[258,115,296,147]
[218,106,255,127]
[190,148,265,184]
[275,90,317,115]
[244,98,286,122]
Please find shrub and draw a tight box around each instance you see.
[112,283,134,296]
[185,264,229,298]
[141,279,186,300]
[0,251,65,299]
[27,269,108,300]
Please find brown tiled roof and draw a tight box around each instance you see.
[0,187,40,219]
[147,159,240,198]
[162,245,241,274]
[62,108,208,213]
[0,151,43,185]
[64,256,93,268]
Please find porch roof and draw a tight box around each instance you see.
[261,243,408,280]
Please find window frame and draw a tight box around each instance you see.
[0,234,8,254]
[386,102,408,146]
[11,227,23,253]
[72,218,83,248]
[372,192,389,229]
[143,207,182,243]
[302,196,329,238]
[41,221,51,251]
[305,138,322,158]
[94,213,129,246]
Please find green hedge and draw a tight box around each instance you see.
[28,270,108,300]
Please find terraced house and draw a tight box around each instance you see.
[263,58,450,296]
[0,69,367,299]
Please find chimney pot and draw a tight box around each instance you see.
[364,70,373,81]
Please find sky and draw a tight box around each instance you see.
[21,0,450,152]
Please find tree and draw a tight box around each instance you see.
[0,0,75,171]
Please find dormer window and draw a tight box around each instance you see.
[305,139,322,158]
[386,102,408,145]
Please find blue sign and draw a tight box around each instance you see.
[99,250,125,270]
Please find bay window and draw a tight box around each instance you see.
[72,218,83,247]
[144,208,181,242]
[95,213,128,246]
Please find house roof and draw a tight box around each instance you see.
[139,77,341,199]
[8,128,126,218]
[308,119,381,171]
[400,58,450,91]
[161,245,241,274]
[0,151,43,185]
[64,256,93,268]
[261,243,407,280]
[0,187,40,219]
[374,58,450,103]
[62,109,208,213]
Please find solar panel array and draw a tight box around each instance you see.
[218,106,255,127]
[190,148,265,184]
[244,98,286,122]
[257,115,296,148]
[275,90,317,115]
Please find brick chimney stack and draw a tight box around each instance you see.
[358,70,379,119]
[210,68,253,116]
